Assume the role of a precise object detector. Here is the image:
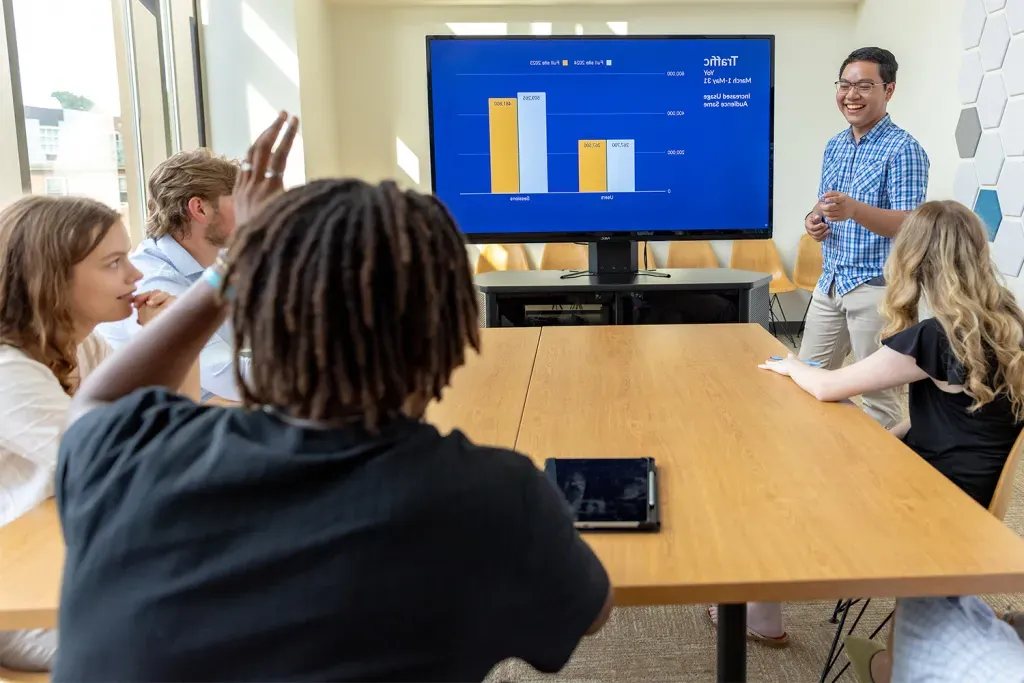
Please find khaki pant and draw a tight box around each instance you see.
[799,283,902,428]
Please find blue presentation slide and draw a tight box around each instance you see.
[427,37,773,237]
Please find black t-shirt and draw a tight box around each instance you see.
[54,389,609,683]
[883,318,1022,506]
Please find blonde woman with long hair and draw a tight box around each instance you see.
[0,196,191,672]
[760,200,1024,682]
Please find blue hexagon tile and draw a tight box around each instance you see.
[975,189,1003,241]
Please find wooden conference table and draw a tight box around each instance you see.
[5,325,1024,683]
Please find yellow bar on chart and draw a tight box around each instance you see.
[578,140,607,192]
[488,98,520,193]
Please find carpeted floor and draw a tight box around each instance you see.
[486,337,1024,683]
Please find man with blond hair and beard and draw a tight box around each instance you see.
[98,149,246,401]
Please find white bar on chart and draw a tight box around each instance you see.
[606,139,636,193]
[517,92,548,193]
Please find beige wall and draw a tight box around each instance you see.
[201,0,305,187]
[853,0,961,201]
[314,3,859,319]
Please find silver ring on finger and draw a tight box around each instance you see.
[264,170,282,179]
[240,161,253,172]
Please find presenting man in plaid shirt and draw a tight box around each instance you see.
[801,46,929,428]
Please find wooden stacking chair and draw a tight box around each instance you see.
[666,240,718,269]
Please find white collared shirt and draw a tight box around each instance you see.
[0,334,110,526]
[96,235,250,402]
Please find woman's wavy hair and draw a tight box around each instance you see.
[0,195,120,394]
[882,200,1024,418]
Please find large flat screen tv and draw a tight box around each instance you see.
[426,35,775,244]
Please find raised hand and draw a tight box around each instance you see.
[234,111,300,227]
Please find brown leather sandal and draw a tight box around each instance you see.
[706,606,790,648]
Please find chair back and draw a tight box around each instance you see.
[666,240,718,269]
[989,429,1024,521]
[730,240,796,294]
[793,235,824,292]
[476,244,530,275]
[540,243,588,270]
[638,241,657,269]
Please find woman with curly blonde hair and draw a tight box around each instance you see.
[763,200,1024,505]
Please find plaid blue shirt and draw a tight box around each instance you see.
[816,115,929,296]
[894,597,1024,683]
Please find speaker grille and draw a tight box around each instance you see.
[747,283,771,331]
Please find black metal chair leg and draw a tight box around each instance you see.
[829,599,845,623]
[824,603,893,683]
[770,294,797,347]
[820,600,852,683]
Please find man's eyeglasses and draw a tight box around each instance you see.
[835,80,888,95]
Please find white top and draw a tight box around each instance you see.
[0,333,112,526]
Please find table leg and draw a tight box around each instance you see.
[717,603,747,683]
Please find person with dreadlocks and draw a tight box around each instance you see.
[52,113,613,683]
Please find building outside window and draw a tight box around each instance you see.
[12,0,131,233]
[43,176,68,196]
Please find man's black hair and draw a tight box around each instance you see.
[839,47,898,83]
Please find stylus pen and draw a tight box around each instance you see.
[769,356,822,367]
[648,472,656,509]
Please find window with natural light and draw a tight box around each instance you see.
[12,0,131,231]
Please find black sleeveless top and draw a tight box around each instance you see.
[882,318,1022,507]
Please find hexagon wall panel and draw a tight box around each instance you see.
[992,218,1024,277]
[960,50,986,103]
[998,159,1024,216]
[1008,0,1024,34]
[957,107,983,157]
[981,12,1012,69]
[978,12,1011,69]
[960,0,1023,276]
[978,73,1008,127]
[963,0,988,49]
[1003,98,1024,155]
[955,160,981,208]
[1006,36,1024,95]
[976,130,1006,184]
[975,189,1003,240]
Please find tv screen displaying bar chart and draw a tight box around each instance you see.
[426,35,774,242]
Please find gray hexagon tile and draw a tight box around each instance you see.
[1002,98,1024,155]
[975,188,1003,239]
[981,12,1012,70]
[1009,0,1024,34]
[992,217,1024,276]
[960,50,985,103]
[987,0,1008,8]
[955,160,981,208]
[957,107,984,157]
[978,73,1008,127]
[998,159,1024,216]
[963,0,988,48]
[976,130,1006,184]
[1006,36,1024,95]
